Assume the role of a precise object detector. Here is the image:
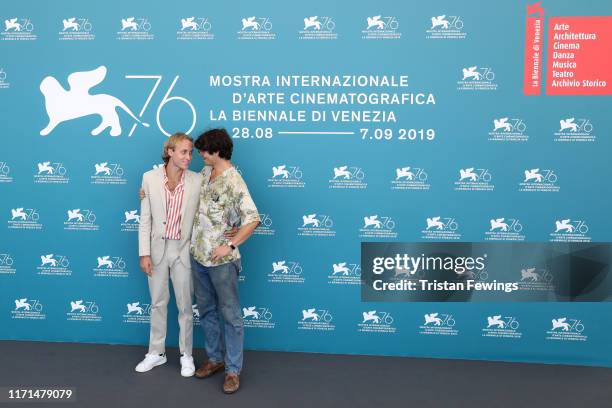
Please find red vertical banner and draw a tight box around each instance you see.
[524,2,545,95]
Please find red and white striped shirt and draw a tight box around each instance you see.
[163,167,185,240]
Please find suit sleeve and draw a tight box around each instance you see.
[138,174,152,257]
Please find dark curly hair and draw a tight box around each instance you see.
[194,128,233,160]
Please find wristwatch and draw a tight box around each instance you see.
[228,241,236,250]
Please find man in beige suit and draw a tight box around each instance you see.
[136,133,201,377]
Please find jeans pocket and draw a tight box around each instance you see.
[233,259,242,275]
[189,255,198,271]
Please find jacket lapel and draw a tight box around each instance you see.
[181,171,190,221]
[157,166,167,216]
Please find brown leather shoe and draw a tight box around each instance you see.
[223,373,240,394]
[195,360,225,378]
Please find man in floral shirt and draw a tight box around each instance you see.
[190,128,260,394]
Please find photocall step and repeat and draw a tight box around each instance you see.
[1,0,612,367]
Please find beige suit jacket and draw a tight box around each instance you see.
[138,166,202,266]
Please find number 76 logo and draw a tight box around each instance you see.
[125,74,196,137]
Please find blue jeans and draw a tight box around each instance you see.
[191,256,243,374]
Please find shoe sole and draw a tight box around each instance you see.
[181,369,195,377]
[135,357,167,373]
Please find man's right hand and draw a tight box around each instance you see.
[139,188,146,201]
[140,256,152,276]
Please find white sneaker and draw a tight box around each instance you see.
[180,354,195,377]
[135,353,167,373]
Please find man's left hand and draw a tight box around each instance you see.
[211,245,233,262]
[223,227,239,239]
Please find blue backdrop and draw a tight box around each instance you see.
[1,0,611,367]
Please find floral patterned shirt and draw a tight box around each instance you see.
[190,166,260,267]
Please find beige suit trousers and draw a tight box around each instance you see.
[147,239,193,356]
